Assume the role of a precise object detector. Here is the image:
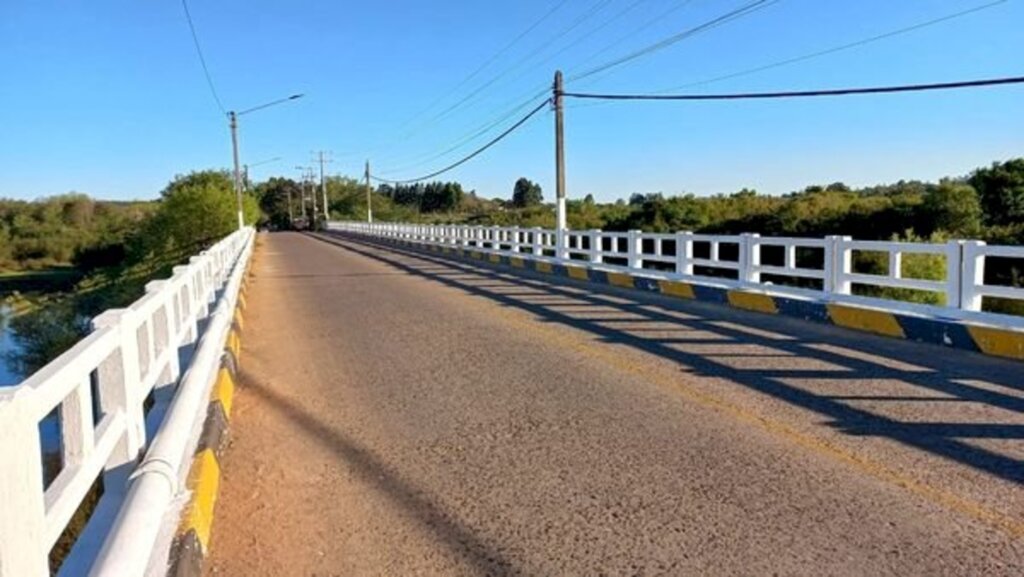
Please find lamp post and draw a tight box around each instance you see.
[229,94,304,229]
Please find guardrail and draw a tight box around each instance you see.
[0,227,254,577]
[329,221,1024,326]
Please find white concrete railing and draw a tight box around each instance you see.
[329,221,1024,326]
[0,227,254,577]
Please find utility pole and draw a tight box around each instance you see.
[314,151,332,226]
[553,70,567,259]
[229,111,245,230]
[287,186,294,223]
[296,166,317,226]
[365,160,373,223]
[296,168,308,221]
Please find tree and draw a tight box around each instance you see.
[969,159,1024,226]
[143,170,258,255]
[254,177,301,229]
[512,177,543,208]
[921,181,982,236]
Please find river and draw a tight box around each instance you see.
[0,304,22,387]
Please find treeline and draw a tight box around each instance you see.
[0,195,154,273]
[379,181,466,212]
[474,159,1024,248]
[3,170,260,375]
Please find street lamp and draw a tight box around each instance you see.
[229,94,304,229]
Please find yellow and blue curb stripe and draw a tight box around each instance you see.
[169,297,244,577]
[378,238,1024,363]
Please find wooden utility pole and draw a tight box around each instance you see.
[315,151,332,225]
[365,160,373,223]
[554,70,567,259]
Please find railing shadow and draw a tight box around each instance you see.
[240,374,521,576]
[312,233,1024,486]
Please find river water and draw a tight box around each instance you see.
[0,304,22,387]
[1,305,61,451]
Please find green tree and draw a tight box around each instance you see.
[143,170,257,255]
[512,177,543,208]
[921,181,982,236]
[969,159,1024,226]
[254,177,301,229]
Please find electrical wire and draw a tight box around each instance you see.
[389,0,571,138]
[570,0,780,82]
[561,75,1024,101]
[373,98,552,185]
[180,0,227,115]
[568,0,697,75]
[417,0,615,132]
[380,89,550,175]
[659,0,1009,93]
[369,0,610,165]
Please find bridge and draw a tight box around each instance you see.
[2,224,1023,576]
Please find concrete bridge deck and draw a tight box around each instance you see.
[206,231,1023,576]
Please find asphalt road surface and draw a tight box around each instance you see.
[204,231,1023,576]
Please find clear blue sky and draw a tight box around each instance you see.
[1,0,1022,202]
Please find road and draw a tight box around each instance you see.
[205,231,1023,576]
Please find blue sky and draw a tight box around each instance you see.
[1,0,1022,202]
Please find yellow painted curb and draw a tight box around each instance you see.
[488,253,501,264]
[567,266,589,281]
[727,291,778,314]
[510,257,525,268]
[233,308,244,331]
[658,280,695,299]
[237,292,247,310]
[607,272,634,288]
[470,251,482,260]
[179,449,220,553]
[213,368,235,419]
[827,304,905,338]
[536,262,554,274]
[967,325,1024,361]
[226,330,241,361]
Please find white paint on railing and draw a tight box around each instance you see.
[329,221,1024,328]
[0,228,254,577]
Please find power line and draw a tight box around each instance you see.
[380,89,549,175]
[414,0,615,135]
[368,0,606,165]
[660,0,1009,93]
[570,0,780,82]
[180,0,226,115]
[389,0,571,138]
[561,75,1024,101]
[373,98,552,185]
[567,0,697,76]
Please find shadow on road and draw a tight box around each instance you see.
[311,232,1024,486]
[240,373,523,576]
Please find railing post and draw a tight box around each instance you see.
[511,226,521,252]
[589,229,603,264]
[741,233,761,283]
[944,240,964,310]
[0,401,50,576]
[627,230,642,269]
[675,231,694,276]
[961,240,986,311]
[532,227,543,256]
[92,309,146,492]
[826,235,853,295]
[556,228,568,261]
